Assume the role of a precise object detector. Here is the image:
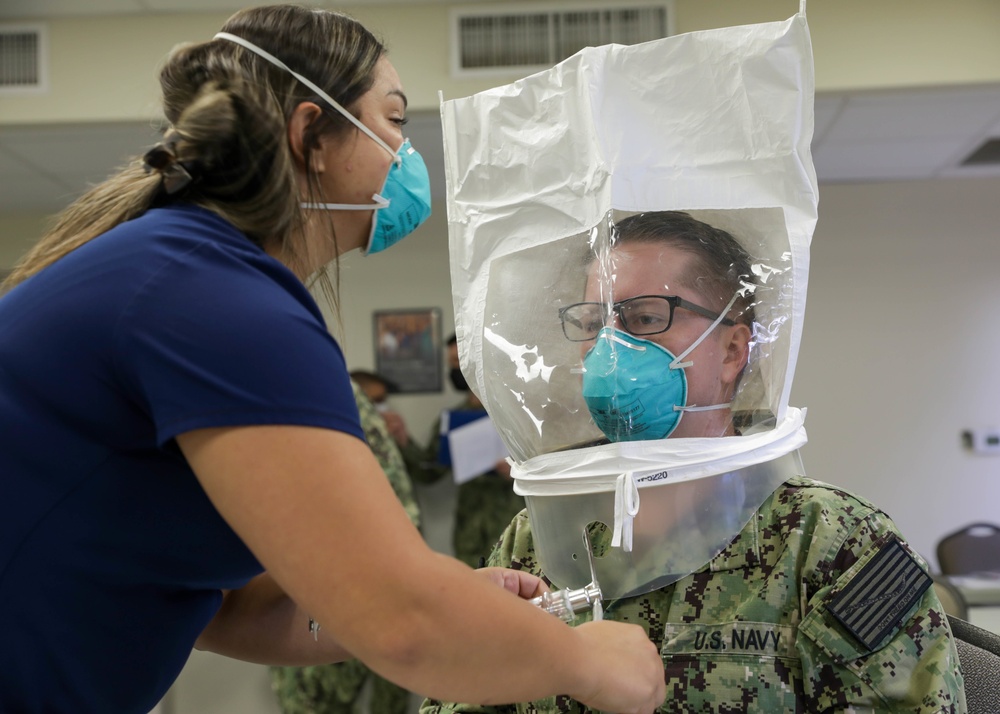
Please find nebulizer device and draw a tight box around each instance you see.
[530,528,604,622]
[440,3,818,608]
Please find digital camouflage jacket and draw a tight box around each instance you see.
[421,476,966,713]
[351,382,421,529]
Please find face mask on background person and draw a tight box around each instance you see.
[214,32,432,254]
[449,367,470,392]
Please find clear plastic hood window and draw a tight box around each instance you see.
[482,207,793,463]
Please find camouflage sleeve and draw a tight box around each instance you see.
[399,415,449,485]
[452,477,526,568]
[352,383,421,528]
[796,508,966,712]
[270,660,368,714]
[419,699,505,714]
[487,511,542,574]
[398,437,447,485]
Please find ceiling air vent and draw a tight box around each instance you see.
[960,138,1000,166]
[450,1,673,78]
[0,23,48,95]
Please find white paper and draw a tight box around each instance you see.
[449,416,508,485]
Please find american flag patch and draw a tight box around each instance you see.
[827,537,932,652]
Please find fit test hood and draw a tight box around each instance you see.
[440,5,818,598]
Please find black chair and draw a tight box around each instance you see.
[948,615,1000,714]
[936,523,1000,575]
[932,574,969,620]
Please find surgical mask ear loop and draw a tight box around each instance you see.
[612,472,640,552]
[668,291,741,415]
[301,196,389,212]
[213,32,401,168]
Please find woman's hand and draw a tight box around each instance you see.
[476,567,665,713]
[569,620,666,714]
[474,566,548,599]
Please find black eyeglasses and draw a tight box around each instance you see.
[558,295,735,342]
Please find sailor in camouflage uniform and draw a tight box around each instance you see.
[421,210,965,713]
[421,475,965,713]
[423,11,962,710]
[270,380,419,714]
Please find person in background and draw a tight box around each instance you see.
[271,375,420,714]
[350,369,398,408]
[421,211,965,713]
[0,5,666,713]
[348,369,422,530]
[399,334,526,568]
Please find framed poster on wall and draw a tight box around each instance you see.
[373,307,443,393]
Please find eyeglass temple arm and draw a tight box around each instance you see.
[675,297,736,326]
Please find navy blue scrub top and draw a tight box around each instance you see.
[0,205,364,713]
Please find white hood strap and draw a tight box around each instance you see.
[611,471,640,552]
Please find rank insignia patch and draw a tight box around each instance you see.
[827,537,932,651]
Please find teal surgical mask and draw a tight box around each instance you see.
[581,328,688,441]
[581,301,737,441]
[214,32,431,253]
[301,138,431,254]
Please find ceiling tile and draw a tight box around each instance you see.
[814,138,976,182]
[2,123,162,177]
[822,91,1000,144]
[813,95,845,143]
[0,146,42,179]
[0,172,78,213]
[0,0,144,20]
[6,85,1000,215]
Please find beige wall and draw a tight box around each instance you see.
[331,203,460,460]
[795,177,1000,561]
[679,0,1000,91]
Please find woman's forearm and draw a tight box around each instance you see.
[194,573,351,665]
